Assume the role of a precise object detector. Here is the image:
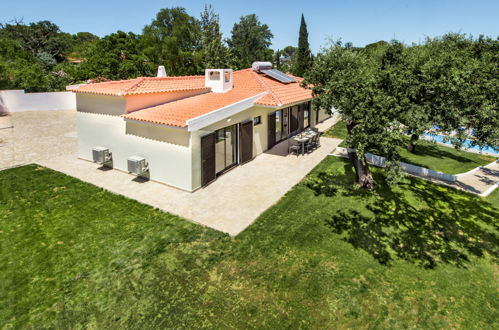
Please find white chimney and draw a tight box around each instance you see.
[157,66,167,77]
[205,69,233,93]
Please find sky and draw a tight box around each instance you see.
[1,0,498,52]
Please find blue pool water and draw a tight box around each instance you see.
[423,133,499,156]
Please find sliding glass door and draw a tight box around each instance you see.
[215,124,238,174]
[275,110,282,141]
[303,102,310,128]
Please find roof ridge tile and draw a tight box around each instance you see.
[145,75,204,80]
[121,77,146,95]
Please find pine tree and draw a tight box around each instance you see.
[295,14,312,76]
[274,49,281,69]
[200,5,232,68]
[227,14,273,69]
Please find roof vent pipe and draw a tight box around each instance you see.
[252,61,273,72]
[157,66,167,77]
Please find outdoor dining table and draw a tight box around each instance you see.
[293,131,317,155]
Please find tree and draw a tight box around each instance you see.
[396,43,432,152]
[0,38,50,92]
[200,5,232,68]
[295,14,312,76]
[367,40,434,153]
[464,36,498,150]
[76,31,153,81]
[273,49,281,68]
[0,20,72,61]
[70,32,99,59]
[274,46,297,72]
[227,14,273,69]
[393,34,498,153]
[74,32,99,44]
[305,42,403,188]
[442,34,499,151]
[142,7,202,75]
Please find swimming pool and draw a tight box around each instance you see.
[422,133,499,156]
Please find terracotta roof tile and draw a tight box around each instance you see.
[83,68,313,128]
[122,88,265,127]
[122,69,313,127]
[74,76,208,96]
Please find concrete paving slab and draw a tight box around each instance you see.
[39,137,341,236]
[0,111,76,170]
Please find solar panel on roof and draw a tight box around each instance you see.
[261,69,296,84]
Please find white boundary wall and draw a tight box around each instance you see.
[338,147,469,183]
[364,151,457,182]
[0,90,76,112]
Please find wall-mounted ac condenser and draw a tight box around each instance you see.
[127,156,149,176]
[92,147,112,164]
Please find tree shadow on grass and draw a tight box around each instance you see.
[308,167,499,268]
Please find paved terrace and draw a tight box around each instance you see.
[0,111,340,236]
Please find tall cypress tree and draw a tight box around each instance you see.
[295,14,312,76]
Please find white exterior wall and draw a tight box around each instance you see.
[314,107,332,124]
[0,90,76,112]
[75,90,316,191]
[76,92,194,191]
[190,105,271,190]
[76,93,126,116]
[77,112,193,191]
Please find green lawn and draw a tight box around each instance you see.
[323,119,348,140]
[324,121,496,174]
[1,163,498,328]
[398,142,496,174]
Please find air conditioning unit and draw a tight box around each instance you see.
[92,147,112,164]
[127,156,149,176]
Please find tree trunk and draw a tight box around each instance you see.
[347,150,375,189]
[407,133,419,153]
[346,121,375,189]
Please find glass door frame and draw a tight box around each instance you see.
[273,107,290,144]
[214,124,239,176]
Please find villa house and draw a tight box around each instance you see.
[74,62,330,191]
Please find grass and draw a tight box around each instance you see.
[398,142,496,174]
[324,121,496,174]
[1,163,498,328]
[323,119,348,140]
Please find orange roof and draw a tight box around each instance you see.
[123,88,264,127]
[74,76,209,96]
[85,68,314,128]
[231,69,313,107]
[122,69,313,128]
[244,69,313,107]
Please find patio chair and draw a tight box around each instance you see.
[305,134,318,152]
[289,139,301,156]
[315,132,322,148]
